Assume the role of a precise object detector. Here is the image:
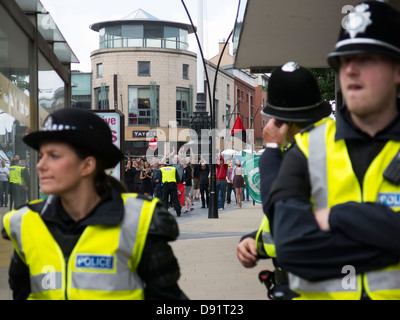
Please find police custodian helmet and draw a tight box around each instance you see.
[23,108,124,169]
[262,62,332,123]
[327,1,400,70]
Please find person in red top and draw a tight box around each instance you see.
[216,154,229,210]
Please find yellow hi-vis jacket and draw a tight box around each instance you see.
[9,166,24,185]
[289,117,400,300]
[160,166,177,183]
[3,193,159,300]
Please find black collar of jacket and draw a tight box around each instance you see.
[31,187,124,229]
[335,104,400,142]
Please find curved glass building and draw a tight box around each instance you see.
[90,9,198,158]
[90,10,194,51]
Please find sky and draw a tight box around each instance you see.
[40,0,240,72]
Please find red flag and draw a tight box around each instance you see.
[231,116,246,142]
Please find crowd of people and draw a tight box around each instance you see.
[124,148,251,216]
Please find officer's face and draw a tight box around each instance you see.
[37,142,94,196]
[339,53,400,121]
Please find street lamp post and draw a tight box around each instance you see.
[181,0,232,219]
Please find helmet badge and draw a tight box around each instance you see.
[281,61,300,72]
[344,3,373,38]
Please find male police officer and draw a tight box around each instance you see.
[236,62,331,299]
[268,1,400,299]
[160,161,182,217]
[9,156,29,210]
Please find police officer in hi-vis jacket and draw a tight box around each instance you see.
[2,108,187,300]
[267,1,400,299]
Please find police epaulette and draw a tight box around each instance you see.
[27,198,46,212]
[135,193,154,202]
[300,123,316,134]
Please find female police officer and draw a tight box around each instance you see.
[2,108,187,300]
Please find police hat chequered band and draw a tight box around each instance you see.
[335,38,400,56]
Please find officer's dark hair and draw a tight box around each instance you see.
[72,144,127,195]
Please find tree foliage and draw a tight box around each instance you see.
[310,68,336,102]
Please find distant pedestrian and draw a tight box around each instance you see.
[124,160,135,192]
[233,159,245,208]
[182,159,193,213]
[216,154,228,210]
[192,158,201,201]
[131,159,142,194]
[140,160,153,197]
[0,159,10,207]
[226,162,234,205]
[153,161,164,200]
[9,155,29,210]
[199,162,210,208]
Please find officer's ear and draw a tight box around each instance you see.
[80,156,97,178]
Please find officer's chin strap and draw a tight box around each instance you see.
[39,195,54,217]
[258,270,286,300]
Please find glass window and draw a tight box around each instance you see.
[164,26,179,38]
[0,4,33,204]
[225,105,231,128]
[144,25,163,48]
[144,24,163,38]
[94,85,110,110]
[179,29,189,50]
[176,88,190,127]
[96,63,103,78]
[38,53,65,118]
[122,25,143,47]
[138,61,150,76]
[183,64,189,79]
[99,28,106,49]
[104,25,122,48]
[128,85,159,126]
[165,26,179,49]
[122,25,143,38]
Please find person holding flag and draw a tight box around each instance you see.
[236,61,332,299]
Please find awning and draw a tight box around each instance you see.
[15,0,79,64]
[233,0,399,71]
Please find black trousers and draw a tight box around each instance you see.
[9,183,26,210]
[162,182,181,216]
[200,183,209,208]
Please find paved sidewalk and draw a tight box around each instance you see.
[171,202,272,300]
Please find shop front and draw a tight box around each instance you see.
[0,0,77,202]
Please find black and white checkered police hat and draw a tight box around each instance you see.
[23,108,123,168]
[328,1,400,70]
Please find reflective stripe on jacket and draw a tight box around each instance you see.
[3,193,159,300]
[255,216,276,258]
[291,118,400,300]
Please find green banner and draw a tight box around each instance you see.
[242,151,261,203]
